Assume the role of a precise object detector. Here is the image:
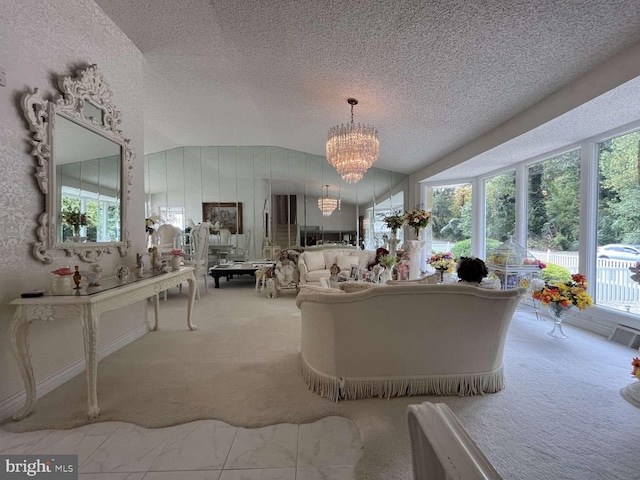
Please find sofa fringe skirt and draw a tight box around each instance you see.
[302,355,504,402]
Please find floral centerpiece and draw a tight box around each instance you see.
[170,249,184,256]
[430,251,455,283]
[379,254,397,269]
[382,212,405,236]
[429,252,456,271]
[632,357,640,381]
[404,209,430,238]
[62,210,88,236]
[531,273,594,338]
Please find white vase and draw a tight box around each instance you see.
[171,255,182,271]
[380,268,392,284]
[408,240,426,280]
[51,275,73,295]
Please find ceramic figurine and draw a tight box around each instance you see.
[88,264,102,286]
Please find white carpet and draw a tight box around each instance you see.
[3,278,640,480]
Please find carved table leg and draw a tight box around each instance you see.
[187,272,197,331]
[152,294,160,331]
[81,305,100,419]
[9,306,36,421]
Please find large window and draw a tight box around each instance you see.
[60,189,120,242]
[429,183,472,255]
[597,130,640,314]
[527,150,581,274]
[485,172,516,257]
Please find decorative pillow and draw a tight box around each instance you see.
[337,255,359,271]
[323,251,342,269]
[304,251,326,271]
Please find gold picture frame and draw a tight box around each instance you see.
[202,202,243,234]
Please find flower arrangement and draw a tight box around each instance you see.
[379,254,397,269]
[404,209,430,238]
[531,273,594,311]
[62,210,88,228]
[382,212,405,234]
[523,258,547,269]
[632,357,640,381]
[430,252,456,271]
[170,249,184,256]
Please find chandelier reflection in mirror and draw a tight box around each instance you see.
[326,98,379,184]
[318,185,340,217]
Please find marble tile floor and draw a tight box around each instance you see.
[0,416,361,480]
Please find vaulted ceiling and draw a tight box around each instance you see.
[96,0,640,177]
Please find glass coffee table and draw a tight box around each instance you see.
[209,261,274,288]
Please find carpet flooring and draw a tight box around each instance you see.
[3,279,640,479]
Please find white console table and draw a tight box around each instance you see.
[9,267,197,421]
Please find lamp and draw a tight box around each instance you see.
[326,98,379,184]
[318,185,340,217]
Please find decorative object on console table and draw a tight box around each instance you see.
[531,273,593,338]
[51,266,74,295]
[202,202,243,234]
[170,249,184,271]
[73,266,82,289]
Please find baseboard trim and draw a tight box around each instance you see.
[0,322,149,422]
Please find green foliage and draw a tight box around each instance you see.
[541,262,572,283]
[597,131,640,246]
[485,172,516,242]
[450,238,501,259]
[432,184,472,242]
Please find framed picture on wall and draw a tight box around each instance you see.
[202,202,243,234]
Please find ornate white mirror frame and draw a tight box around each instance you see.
[22,64,133,263]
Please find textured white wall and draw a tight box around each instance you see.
[0,0,145,407]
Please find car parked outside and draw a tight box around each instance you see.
[597,244,640,261]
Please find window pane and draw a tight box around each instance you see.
[597,131,640,315]
[429,183,472,255]
[527,150,581,278]
[485,172,516,257]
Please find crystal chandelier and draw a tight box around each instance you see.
[318,185,340,217]
[326,98,379,184]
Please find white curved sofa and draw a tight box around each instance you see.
[298,247,376,284]
[296,284,525,401]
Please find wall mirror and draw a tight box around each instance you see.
[22,65,133,263]
[144,146,409,259]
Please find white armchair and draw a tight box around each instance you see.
[229,230,252,262]
[156,224,182,251]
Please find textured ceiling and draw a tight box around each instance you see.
[95,0,640,174]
